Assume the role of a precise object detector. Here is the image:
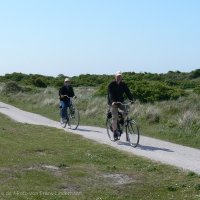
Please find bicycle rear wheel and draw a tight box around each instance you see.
[106,117,115,141]
[126,120,140,147]
[68,106,80,130]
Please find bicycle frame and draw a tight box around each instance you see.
[59,96,80,130]
[106,101,140,147]
[116,102,131,133]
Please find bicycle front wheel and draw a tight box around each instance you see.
[68,107,80,130]
[106,117,114,141]
[126,120,140,147]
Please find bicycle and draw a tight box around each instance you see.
[106,101,140,147]
[59,96,80,130]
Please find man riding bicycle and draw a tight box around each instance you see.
[107,71,134,141]
[59,77,76,123]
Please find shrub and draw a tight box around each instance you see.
[94,80,185,103]
[129,81,185,103]
[94,82,108,96]
[32,78,47,88]
[53,79,64,88]
[2,81,22,94]
[195,184,200,191]
[189,69,200,79]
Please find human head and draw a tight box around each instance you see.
[64,77,70,86]
[115,71,122,83]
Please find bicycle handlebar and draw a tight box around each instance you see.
[60,95,77,99]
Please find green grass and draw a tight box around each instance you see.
[0,113,200,200]
[139,121,200,148]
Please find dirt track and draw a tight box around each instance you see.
[0,101,200,174]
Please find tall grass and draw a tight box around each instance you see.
[0,83,200,148]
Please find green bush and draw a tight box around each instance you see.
[94,82,108,96]
[190,69,200,79]
[129,81,185,103]
[0,70,200,95]
[2,81,23,94]
[195,184,200,191]
[95,80,185,103]
[32,78,47,88]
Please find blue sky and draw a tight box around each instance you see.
[0,0,200,77]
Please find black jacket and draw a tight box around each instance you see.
[108,81,133,105]
[59,85,75,101]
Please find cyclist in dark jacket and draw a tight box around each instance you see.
[59,78,75,123]
[108,71,133,140]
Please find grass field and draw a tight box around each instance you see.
[0,113,200,200]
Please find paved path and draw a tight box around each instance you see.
[0,101,200,174]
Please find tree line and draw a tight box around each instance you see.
[0,69,200,102]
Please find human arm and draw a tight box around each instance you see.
[59,87,70,100]
[123,83,134,102]
[108,82,120,105]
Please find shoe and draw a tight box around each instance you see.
[60,118,67,124]
[67,120,71,128]
[113,131,119,141]
[118,129,123,136]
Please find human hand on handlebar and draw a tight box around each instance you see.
[112,102,116,106]
[112,101,134,106]
[60,94,69,98]
[112,102,121,106]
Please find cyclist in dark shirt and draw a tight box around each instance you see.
[108,71,133,140]
[59,78,76,123]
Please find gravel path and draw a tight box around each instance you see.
[0,101,200,174]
